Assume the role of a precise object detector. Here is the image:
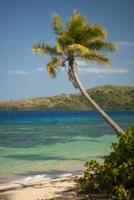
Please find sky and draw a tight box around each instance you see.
[0,0,134,100]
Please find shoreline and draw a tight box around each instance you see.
[0,166,83,184]
[0,174,81,200]
[0,171,82,192]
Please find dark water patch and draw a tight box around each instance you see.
[5,154,84,161]
[0,127,76,148]
[1,110,132,124]
[0,110,99,124]
[0,128,100,149]
[0,120,131,148]
[88,155,105,159]
[0,123,112,148]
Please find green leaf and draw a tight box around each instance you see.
[52,14,63,35]
[47,56,60,78]
[32,43,62,56]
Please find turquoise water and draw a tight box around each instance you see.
[0,110,134,183]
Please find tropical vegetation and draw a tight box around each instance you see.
[77,127,134,199]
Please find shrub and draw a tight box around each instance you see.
[77,127,134,199]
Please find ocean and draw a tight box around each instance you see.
[0,110,134,183]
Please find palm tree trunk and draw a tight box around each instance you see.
[72,68,125,136]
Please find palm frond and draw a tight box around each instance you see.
[52,14,63,35]
[78,52,111,65]
[67,44,90,55]
[87,40,117,53]
[32,43,62,56]
[78,25,107,45]
[47,56,60,78]
[56,41,63,53]
[65,15,107,46]
[57,33,74,50]
[67,10,86,32]
[65,10,86,42]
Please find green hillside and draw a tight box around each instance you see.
[0,85,134,110]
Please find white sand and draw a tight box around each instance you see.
[0,175,80,200]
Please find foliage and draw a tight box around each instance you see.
[77,127,134,199]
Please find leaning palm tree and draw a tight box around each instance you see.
[32,10,125,136]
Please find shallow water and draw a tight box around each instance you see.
[0,110,134,183]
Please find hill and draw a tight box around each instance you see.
[0,85,134,110]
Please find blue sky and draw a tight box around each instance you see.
[0,0,134,100]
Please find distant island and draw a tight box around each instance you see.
[0,85,134,110]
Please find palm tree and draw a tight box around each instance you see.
[32,10,125,136]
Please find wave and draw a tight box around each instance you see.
[0,172,78,192]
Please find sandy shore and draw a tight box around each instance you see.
[0,175,80,200]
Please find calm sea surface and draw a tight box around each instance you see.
[0,110,134,183]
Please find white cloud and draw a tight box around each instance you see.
[8,70,29,75]
[76,59,128,74]
[8,64,128,76]
[78,67,128,74]
[8,67,46,76]
[34,67,45,72]
[116,41,134,48]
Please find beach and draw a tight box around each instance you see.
[0,175,79,200]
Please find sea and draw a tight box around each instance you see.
[0,110,134,184]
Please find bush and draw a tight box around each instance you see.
[77,127,134,199]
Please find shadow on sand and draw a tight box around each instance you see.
[0,193,12,200]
